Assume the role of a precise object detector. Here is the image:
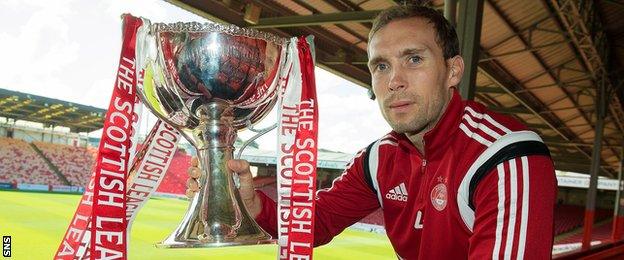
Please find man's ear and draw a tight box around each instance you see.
[446,55,465,89]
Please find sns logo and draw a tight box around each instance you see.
[385,183,408,202]
[2,236,10,257]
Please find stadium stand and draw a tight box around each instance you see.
[0,137,63,185]
[360,210,384,226]
[7,133,622,235]
[32,141,97,187]
[155,150,192,195]
[1,130,618,233]
[556,219,614,244]
[554,205,612,236]
[0,134,194,194]
[555,204,587,235]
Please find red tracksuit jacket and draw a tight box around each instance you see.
[255,90,557,259]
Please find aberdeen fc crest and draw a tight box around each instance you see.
[430,182,447,211]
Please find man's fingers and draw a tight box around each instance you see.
[191,156,199,167]
[227,159,252,177]
[187,178,199,192]
[185,188,195,199]
[187,167,201,179]
[228,159,254,189]
[186,157,200,200]
[226,159,262,217]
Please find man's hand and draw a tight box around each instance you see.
[185,157,263,218]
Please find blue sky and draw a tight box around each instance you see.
[0,0,390,154]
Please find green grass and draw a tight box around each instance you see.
[0,190,394,259]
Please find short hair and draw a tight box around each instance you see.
[369,5,460,60]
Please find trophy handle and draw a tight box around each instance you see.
[233,121,277,189]
[236,121,278,160]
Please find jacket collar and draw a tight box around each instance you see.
[390,90,463,158]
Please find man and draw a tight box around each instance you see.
[187,5,556,259]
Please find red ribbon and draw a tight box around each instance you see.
[88,14,142,260]
[55,15,142,260]
[287,36,318,260]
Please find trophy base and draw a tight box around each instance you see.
[156,237,276,249]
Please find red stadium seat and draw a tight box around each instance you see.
[155,150,191,195]
[32,141,96,187]
[554,204,612,236]
[556,218,614,244]
[0,137,62,185]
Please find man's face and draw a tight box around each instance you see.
[368,17,459,135]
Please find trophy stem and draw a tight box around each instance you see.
[157,101,273,248]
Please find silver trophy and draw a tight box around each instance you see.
[135,18,286,248]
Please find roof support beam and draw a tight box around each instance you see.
[488,105,532,115]
[514,75,593,93]
[477,86,506,94]
[248,10,380,28]
[444,0,457,27]
[479,40,569,62]
[564,122,592,128]
[457,0,485,101]
[291,0,369,45]
[548,0,624,139]
[541,135,624,148]
[478,60,594,165]
[611,142,624,240]
[525,123,550,129]
[167,0,247,26]
[604,0,624,8]
[562,113,585,123]
[582,72,608,250]
[325,0,365,12]
[551,155,591,164]
[487,0,621,174]
[486,14,556,51]
[519,57,576,84]
[247,0,372,88]
[321,54,368,65]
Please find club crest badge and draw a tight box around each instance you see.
[430,182,447,211]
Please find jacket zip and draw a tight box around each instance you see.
[416,140,428,204]
[421,139,427,174]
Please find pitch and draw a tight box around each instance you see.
[0,190,395,259]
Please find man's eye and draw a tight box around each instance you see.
[408,56,422,64]
[376,63,389,71]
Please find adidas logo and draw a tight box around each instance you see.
[385,183,408,202]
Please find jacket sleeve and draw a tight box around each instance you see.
[254,149,381,246]
[468,154,557,259]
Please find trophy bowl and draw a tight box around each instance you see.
[135,20,286,248]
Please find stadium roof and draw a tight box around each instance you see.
[0,88,105,133]
[168,0,624,177]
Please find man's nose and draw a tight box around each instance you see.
[388,67,407,91]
